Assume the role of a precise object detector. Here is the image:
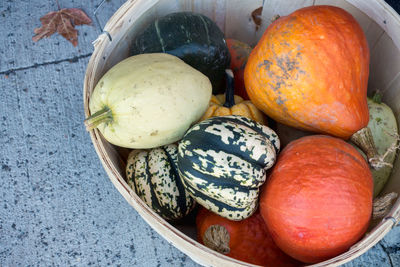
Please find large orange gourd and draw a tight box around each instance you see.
[259,135,373,263]
[244,5,370,139]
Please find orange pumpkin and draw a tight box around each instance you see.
[200,69,266,124]
[244,5,370,139]
[196,207,300,266]
[259,135,373,263]
[226,39,252,100]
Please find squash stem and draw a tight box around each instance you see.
[372,91,383,104]
[84,106,113,131]
[223,69,235,108]
[350,127,381,169]
[203,225,230,254]
[372,192,398,220]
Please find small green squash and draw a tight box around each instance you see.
[130,12,230,94]
[178,115,280,221]
[352,94,398,197]
[126,144,195,220]
[84,53,212,149]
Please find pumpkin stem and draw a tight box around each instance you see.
[84,106,113,131]
[203,224,230,254]
[223,69,236,108]
[350,127,381,169]
[372,90,383,104]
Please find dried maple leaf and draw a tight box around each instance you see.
[33,8,92,47]
[251,7,263,30]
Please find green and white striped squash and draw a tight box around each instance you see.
[126,144,195,221]
[177,115,280,221]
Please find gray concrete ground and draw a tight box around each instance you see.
[1,0,399,266]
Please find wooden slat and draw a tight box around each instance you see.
[381,68,400,112]
[368,33,400,97]
[154,0,182,17]
[364,20,385,50]
[179,0,226,32]
[315,0,385,49]
[381,123,400,196]
[378,73,400,182]
[348,0,400,50]
[255,0,314,41]
[223,0,263,46]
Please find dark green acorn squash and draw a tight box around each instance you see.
[177,115,280,221]
[130,11,230,94]
[126,144,195,221]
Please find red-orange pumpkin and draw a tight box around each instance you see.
[226,39,252,100]
[259,135,373,263]
[244,6,370,139]
[196,207,300,266]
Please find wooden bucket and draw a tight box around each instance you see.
[83,0,400,266]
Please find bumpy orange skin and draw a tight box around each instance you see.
[200,94,267,125]
[244,6,370,139]
[259,135,373,263]
[196,207,300,266]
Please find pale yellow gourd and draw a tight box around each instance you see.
[85,53,212,149]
